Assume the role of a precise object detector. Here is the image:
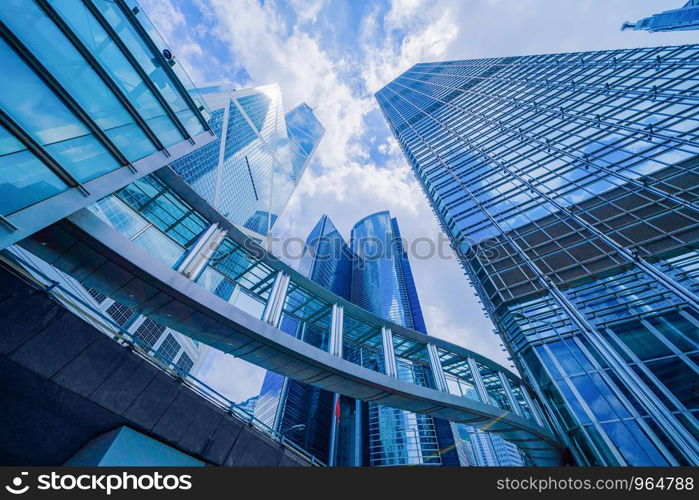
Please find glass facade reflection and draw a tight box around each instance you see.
[0,0,210,245]
[377,45,699,465]
[170,84,324,237]
[350,211,457,466]
[622,1,699,33]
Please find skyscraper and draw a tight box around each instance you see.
[256,212,459,466]
[351,211,455,466]
[298,214,353,298]
[255,214,357,465]
[457,427,525,467]
[377,45,699,466]
[170,84,324,238]
[621,1,699,33]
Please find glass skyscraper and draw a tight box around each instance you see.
[255,214,355,464]
[298,214,353,298]
[377,44,699,466]
[351,211,455,466]
[622,1,699,33]
[256,212,458,466]
[170,83,324,237]
[454,426,524,467]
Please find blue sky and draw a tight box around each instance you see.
[140,0,698,401]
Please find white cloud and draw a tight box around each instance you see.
[360,0,459,96]
[288,0,327,25]
[138,0,698,400]
[196,351,266,402]
[138,0,211,82]
[200,0,373,170]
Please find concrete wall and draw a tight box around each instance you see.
[0,267,308,467]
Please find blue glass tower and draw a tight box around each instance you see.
[351,211,457,466]
[255,215,353,463]
[170,84,324,237]
[256,212,458,466]
[622,1,699,33]
[377,45,699,466]
[298,215,353,298]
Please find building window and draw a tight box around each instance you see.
[156,334,181,364]
[106,301,134,327]
[134,318,166,348]
[176,352,194,374]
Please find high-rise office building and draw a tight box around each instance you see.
[256,212,459,466]
[298,214,353,298]
[170,84,324,238]
[377,44,699,466]
[350,211,457,466]
[622,1,699,33]
[255,214,355,464]
[458,427,525,467]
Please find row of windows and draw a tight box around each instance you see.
[0,0,206,217]
[169,87,323,234]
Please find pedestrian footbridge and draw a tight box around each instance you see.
[8,170,567,466]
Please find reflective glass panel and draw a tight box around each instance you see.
[0,126,67,216]
[50,0,183,146]
[0,0,156,161]
[0,37,119,182]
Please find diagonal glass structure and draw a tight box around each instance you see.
[621,1,699,33]
[376,44,699,465]
[0,0,214,248]
[170,84,325,238]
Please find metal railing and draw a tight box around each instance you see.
[15,172,566,464]
[0,247,326,467]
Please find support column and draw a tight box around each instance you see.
[272,376,290,433]
[520,385,546,427]
[328,393,340,466]
[327,303,343,465]
[354,399,362,467]
[467,357,489,404]
[498,371,522,417]
[381,327,397,378]
[427,343,448,392]
[329,304,343,357]
[529,395,549,429]
[261,271,289,328]
[177,223,227,280]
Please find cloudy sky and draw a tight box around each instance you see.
[140,0,697,401]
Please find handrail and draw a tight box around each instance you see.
[0,247,327,467]
[157,167,522,382]
[18,207,566,464]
